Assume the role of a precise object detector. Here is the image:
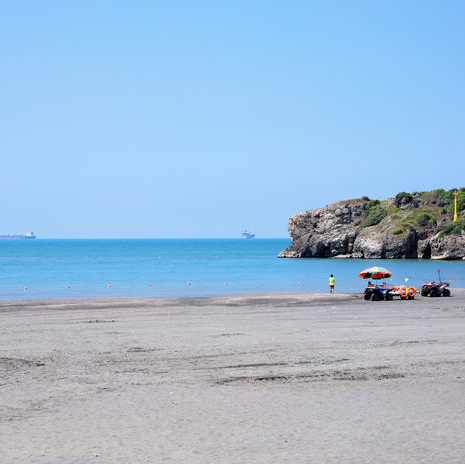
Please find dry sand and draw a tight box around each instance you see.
[1,291,465,463]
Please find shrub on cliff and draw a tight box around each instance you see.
[416,213,431,227]
[438,218,465,238]
[395,192,413,206]
[361,207,387,227]
[366,199,380,209]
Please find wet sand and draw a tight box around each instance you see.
[1,291,465,463]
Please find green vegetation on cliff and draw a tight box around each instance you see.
[343,188,465,236]
[361,205,387,227]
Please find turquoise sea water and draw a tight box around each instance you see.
[0,239,464,300]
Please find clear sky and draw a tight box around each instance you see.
[1,1,464,238]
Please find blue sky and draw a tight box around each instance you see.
[1,1,464,238]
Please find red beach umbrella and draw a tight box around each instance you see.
[358,266,392,280]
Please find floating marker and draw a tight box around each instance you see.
[24,286,28,290]
[108,284,111,288]
[67,285,70,288]
[225,282,228,285]
[148,283,151,287]
[188,282,191,286]
[262,281,265,284]
[298,281,302,284]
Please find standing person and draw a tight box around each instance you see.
[329,274,335,293]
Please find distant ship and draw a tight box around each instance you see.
[241,229,255,239]
[0,231,36,240]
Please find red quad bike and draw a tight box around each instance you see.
[421,269,451,297]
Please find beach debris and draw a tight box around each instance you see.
[127,346,159,352]
[218,366,405,385]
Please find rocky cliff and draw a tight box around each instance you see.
[278,190,465,260]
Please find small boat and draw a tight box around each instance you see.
[241,229,255,239]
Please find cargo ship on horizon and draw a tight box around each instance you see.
[241,229,255,239]
[0,231,36,240]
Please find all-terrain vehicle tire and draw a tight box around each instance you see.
[429,289,439,297]
[442,289,450,297]
[385,293,393,301]
[421,289,429,297]
[371,293,380,301]
[364,293,371,300]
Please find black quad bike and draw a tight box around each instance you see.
[421,270,451,297]
[364,286,393,301]
[421,281,450,297]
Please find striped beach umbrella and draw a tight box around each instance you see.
[358,266,393,280]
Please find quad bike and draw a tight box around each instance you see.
[364,285,416,301]
[421,281,450,297]
[364,286,393,301]
[421,269,451,297]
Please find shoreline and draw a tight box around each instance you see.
[0,291,359,310]
[1,288,464,310]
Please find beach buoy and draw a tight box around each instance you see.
[298,281,302,284]
[148,283,151,287]
[262,281,265,284]
[67,285,70,288]
[408,287,417,297]
[108,284,111,288]
[24,286,28,290]
[188,282,191,286]
[400,287,409,299]
[225,282,228,285]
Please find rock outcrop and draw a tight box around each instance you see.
[279,192,465,260]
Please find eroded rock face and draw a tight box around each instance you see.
[429,232,465,260]
[278,199,465,260]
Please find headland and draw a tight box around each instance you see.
[279,189,465,259]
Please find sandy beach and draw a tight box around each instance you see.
[2,291,465,463]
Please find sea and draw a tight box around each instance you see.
[1,239,464,301]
